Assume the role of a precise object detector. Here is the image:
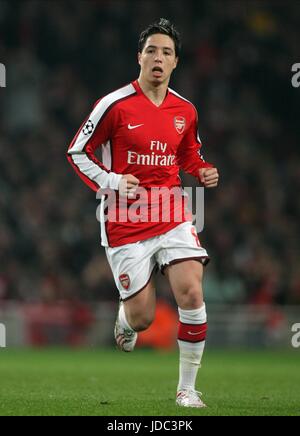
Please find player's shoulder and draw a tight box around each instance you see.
[168,87,197,115]
[93,82,137,112]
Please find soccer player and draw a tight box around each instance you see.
[67,18,219,408]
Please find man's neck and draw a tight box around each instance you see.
[137,77,169,107]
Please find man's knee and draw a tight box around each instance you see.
[179,285,203,309]
[128,313,154,332]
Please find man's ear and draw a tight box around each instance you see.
[173,57,179,70]
[138,52,141,66]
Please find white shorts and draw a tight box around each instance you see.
[105,222,209,301]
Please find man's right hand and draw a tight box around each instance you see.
[118,174,140,198]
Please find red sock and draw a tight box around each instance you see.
[178,321,207,343]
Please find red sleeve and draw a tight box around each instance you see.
[176,107,213,181]
[67,99,122,192]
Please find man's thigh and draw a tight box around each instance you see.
[123,278,156,323]
[165,260,204,308]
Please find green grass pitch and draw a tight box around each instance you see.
[0,348,299,416]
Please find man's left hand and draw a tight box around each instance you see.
[199,167,219,188]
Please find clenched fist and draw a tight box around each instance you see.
[199,167,219,188]
[119,174,140,198]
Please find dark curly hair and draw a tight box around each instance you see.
[138,18,181,57]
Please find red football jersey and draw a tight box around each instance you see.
[67,80,213,247]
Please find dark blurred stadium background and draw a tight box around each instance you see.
[0,0,299,348]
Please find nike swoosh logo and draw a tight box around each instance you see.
[128,123,144,130]
[188,331,205,335]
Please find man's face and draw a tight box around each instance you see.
[138,33,178,85]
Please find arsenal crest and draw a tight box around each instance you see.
[119,274,130,290]
[174,116,186,134]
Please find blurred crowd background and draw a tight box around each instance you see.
[0,0,300,345]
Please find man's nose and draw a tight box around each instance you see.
[154,51,163,62]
